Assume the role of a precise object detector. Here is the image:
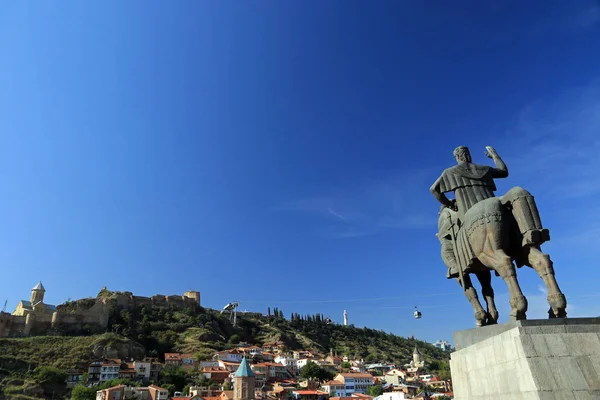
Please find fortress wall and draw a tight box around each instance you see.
[114,293,134,309]
[80,301,110,327]
[133,296,153,308]
[165,295,184,306]
[150,295,168,306]
[2,289,200,337]
[0,312,13,336]
[9,316,27,336]
[35,314,53,323]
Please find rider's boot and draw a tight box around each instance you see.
[505,187,550,246]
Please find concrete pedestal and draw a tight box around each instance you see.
[450,318,600,399]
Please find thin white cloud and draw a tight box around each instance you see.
[327,207,347,221]
[277,168,439,239]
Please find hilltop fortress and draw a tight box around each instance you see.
[0,282,201,338]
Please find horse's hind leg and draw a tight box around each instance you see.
[458,274,487,327]
[522,246,567,318]
[475,270,498,324]
[480,249,528,321]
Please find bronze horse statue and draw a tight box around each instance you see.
[432,146,567,326]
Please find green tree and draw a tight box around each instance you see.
[340,361,351,369]
[71,385,97,400]
[160,366,188,391]
[300,361,334,383]
[223,380,233,390]
[437,361,451,381]
[162,383,177,396]
[229,333,242,345]
[33,366,67,384]
[367,385,383,397]
[300,361,321,380]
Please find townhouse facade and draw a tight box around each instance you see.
[322,373,374,396]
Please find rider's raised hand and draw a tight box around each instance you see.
[484,146,498,159]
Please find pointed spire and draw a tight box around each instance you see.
[32,281,45,291]
[413,344,420,355]
[235,357,254,377]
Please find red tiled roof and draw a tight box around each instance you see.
[165,353,182,360]
[181,353,195,359]
[101,385,126,390]
[148,385,169,391]
[293,391,329,395]
[339,373,373,378]
[324,380,344,386]
[203,367,229,372]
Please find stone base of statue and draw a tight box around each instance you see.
[450,318,600,399]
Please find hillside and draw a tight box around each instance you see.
[0,292,450,398]
[101,296,448,363]
[0,334,144,400]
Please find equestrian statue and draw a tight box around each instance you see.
[431,146,567,326]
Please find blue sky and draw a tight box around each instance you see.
[1,1,600,345]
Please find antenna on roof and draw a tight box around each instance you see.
[1,300,7,313]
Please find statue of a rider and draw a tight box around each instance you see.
[431,146,549,279]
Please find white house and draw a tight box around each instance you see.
[134,360,151,381]
[322,373,374,396]
[373,392,406,400]
[275,355,297,369]
[213,350,244,363]
[433,340,452,351]
[99,360,121,382]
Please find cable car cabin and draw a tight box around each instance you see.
[414,309,422,319]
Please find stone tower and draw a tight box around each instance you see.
[234,357,255,400]
[183,290,201,305]
[30,281,45,305]
[413,344,422,366]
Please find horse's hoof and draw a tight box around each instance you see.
[489,310,499,323]
[549,307,567,319]
[474,311,487,327]
[548,293,567,311]
[486,315,498,325]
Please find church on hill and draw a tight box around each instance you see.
[12,281,57,316]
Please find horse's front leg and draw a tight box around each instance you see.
[474,270,498,324]
[458,274,488,327]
